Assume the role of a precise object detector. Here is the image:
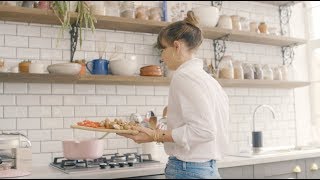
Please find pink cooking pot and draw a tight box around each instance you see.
[62,139,105,160]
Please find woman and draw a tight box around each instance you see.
[118,11,229,179]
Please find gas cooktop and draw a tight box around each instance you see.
[49,153,162,174]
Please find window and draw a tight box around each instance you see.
[307,1,320,144]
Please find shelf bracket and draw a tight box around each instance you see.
[213,34,230,69]
[70,23,79,62]
[211,1,222,11]
[282,45,295,66]
[279,2,294,36]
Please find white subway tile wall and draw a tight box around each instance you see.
[0,1,296,162]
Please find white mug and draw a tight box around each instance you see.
[11,66,19,73]
[29,63,45,74]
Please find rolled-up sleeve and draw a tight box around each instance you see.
[171,73,217,151]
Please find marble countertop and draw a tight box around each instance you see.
[10,148,320,179]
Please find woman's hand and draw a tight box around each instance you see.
[117,126,155,144]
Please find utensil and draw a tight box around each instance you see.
[99,133,109,139]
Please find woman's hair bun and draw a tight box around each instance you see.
[184,11,200,28]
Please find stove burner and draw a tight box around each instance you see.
[50,153,160,173]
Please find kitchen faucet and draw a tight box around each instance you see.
[251,104,276,154]
[252,104,276,132]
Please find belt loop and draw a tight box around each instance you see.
[183,161,187,171]
[210,160,214,168]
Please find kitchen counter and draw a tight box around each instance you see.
[11,148,320,179]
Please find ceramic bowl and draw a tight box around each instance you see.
[109,58,138,76]
[192,6,220,27]
[47,63,81,75]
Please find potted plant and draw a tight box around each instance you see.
[51,1,97,48]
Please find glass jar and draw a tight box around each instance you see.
[243,63,254,80]
[262,64,273,80]
[135,6,149,20]
[254,64,264,80]
[250,21,259,33]
[233,61,244,80]
[38,1,50,10]
[90,1,106,16]
[105,1,120,17]
[280,65,288,81]
[148,7,162,21]
[218,56,234,79]
[240,16,249,31]
[120,1,134,18]
[231,15,241,31]
[273,65,283,80]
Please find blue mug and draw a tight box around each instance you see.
[86,59,109,75]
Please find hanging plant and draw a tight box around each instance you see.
[75,1,97,48]
[51,1,97,48]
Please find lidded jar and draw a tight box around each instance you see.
[243,63,254,80]
[233,60,244,80]
[254,64,264,80]
[148,7,162,21]
[218,55,234,79]
[231,15,241,31]
[262,64,273,80]
[273,65,283,80]
[120,1,135,18]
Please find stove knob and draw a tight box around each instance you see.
[128,162,134,167]
[119,162,125,167]
[109,163,116,168]
[99,163,107,169]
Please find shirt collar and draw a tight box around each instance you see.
[175,58,203,72]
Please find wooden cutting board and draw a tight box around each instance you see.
[70,125,139,135]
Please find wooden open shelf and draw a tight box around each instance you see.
[0,5,306,46]
[255,1,301,6]
[0,72,310,89]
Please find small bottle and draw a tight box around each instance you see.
[258,22,268,34]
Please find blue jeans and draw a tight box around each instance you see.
[165,156,221,179]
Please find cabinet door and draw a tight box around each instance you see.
[306,157,320,179]
[254,159,306,179]
[219,165,254,179]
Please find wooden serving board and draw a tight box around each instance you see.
[70,125,139,135]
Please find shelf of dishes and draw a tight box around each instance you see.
[0,3,306,46]
[0,72,310,89]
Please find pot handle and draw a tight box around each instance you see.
[0,132,32,148]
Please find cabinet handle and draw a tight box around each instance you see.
[311,163,319,171]
[293,166,302,173]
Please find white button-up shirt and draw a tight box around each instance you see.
[164,58,229,162]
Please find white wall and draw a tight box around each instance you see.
[0,1,309,164]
